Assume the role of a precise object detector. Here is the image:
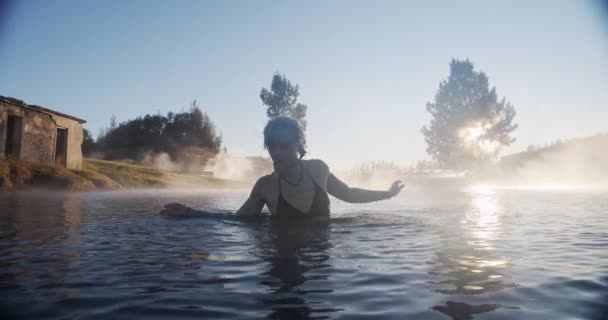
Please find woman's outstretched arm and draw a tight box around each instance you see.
[161,179,266,218]
[327,173,404,203]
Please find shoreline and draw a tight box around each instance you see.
[0,158,248,192]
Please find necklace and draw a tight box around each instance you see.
[280,161,304,186]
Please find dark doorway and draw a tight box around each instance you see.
[55,128,68,167]
[5,116,23,159]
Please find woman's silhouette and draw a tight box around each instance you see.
[236,116,403,218]
[162,116,403,218]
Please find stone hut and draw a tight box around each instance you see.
[0,96,86,169]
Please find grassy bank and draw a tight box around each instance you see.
[0,158,242,192]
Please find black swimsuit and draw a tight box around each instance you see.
[276,170,330,219]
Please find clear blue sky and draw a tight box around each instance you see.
[1,0,607,169]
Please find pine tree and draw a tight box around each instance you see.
[260,73,308,130]
[421,59,517,169]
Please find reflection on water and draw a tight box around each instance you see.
[466,186,499,249]
[0,193,86,316]
[431,187,518,319]
[257,222,340,319]
[1,189,607,319]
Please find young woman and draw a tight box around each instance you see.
[235,116,403,219]
[162,116,403,219]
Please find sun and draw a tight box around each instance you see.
[462,125,484,142]
[459,122,501,155]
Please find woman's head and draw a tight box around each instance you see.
[264,116,306,170]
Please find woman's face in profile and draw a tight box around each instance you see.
[267,130,299,170]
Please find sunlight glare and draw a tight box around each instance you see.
[463,184,500,251]
[458,122,501,155]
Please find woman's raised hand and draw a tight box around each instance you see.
[387,180,404,198]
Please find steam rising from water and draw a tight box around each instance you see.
[340,162,403,190]
[138,150,272,184]
[497,134,608,187]
[141,152,179,171]
[204,151,272,182]
[136,134,607,192]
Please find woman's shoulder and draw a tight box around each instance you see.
[250,174,277,200]
[302,159,330,174]
[254,173,276,188]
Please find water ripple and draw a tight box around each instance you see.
[0,190,607,319]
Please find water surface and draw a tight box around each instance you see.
[1,188,607,319]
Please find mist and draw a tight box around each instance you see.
[204,151,272,182]
[110,132,608,193]
[494,134,608,188]
[339,161,404,190]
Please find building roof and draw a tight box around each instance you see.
[0,95,86,123]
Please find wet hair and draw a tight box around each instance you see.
[263,116,307,159]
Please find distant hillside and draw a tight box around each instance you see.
[498,133,608,184]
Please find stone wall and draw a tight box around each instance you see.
[51,114,84,170]
[0,99,84,169]
[0,100,56,165]
[0,108,5,157]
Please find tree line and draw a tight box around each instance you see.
[83,101,222,168]
[83,73,310,171]
[84,59,518,171]
[259,63,518,171]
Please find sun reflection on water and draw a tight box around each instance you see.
[470,183,593,192]
[429,183,517,303]
[464,184,500,250]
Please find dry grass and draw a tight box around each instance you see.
[0,160,95,191]
[83,158,167,188]
[0,161,12,191]
[71,167,122,189]
[82,158,244,189]
[0,158,242,192]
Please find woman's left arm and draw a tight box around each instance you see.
[327,173,404,203]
